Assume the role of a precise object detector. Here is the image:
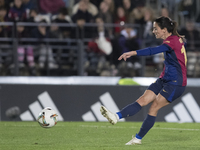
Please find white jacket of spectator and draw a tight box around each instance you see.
[95,31,112,55]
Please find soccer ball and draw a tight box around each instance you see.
[37,107,58,128]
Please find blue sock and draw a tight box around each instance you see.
[137,114,156,138]
[117,102,142,119]
[135,134,142,140]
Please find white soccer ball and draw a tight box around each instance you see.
[37,107,58,128]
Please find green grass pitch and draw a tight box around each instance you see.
[0,121,200,150]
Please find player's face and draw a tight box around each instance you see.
[152,22,165,39]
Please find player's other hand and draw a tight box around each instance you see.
[118,51,136,61]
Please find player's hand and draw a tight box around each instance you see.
[118,51,136,61]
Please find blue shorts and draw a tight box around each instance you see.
[147,78,186,103]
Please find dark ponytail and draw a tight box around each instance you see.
[171,20,186,43]
[155,16,186,43]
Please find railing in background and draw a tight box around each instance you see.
[0,22,199,77]
[0,22,145,76]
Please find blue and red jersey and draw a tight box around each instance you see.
[136,35,187,86]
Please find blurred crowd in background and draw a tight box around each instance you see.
[0,0,200,77]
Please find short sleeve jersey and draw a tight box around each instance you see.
[159,35,187,86]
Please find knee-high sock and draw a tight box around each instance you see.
[117,102,142,119]
[137,114,156,139]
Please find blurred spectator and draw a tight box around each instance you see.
[72,0,94,23]
[114,7,126,36]
[26,8,51,36]
[98,1,113,38]
[160,0,179,17]
[179,19,200,51]
[88,16,112,55]
[160,7,172,19]
[31,20,58,69]
[22,0,37,10]
[143,7,156,47]
[129,2,146,25]
[0,7,8,22]
[0,0,5,8]
[39,0,65,14]
[5,0,13,11]
[143,7,163,74]
[27,8,51,23]
[72,14,92,39]
[7,25,36,75]
[26,8,38,22]
[16,25,36,74]
[22,0,37,20]
[87,16,113,76]
[103,0,115,14]
[72,0,98,17]
[71,0,94,39]
[52,7,72,38]
[8,0,27,22]
[0,25,7,38]
[122,0,134,23]
[94,16,113,55]
[118,24,139,53]
[17,25,29,39]
[118,24,141,72]
[178,0,196,19]
[98,1,112,23]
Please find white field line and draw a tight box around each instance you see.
[1,124,199,131]
[80,125,200,131]
[1,124,65,127]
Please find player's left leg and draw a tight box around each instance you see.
[125,94,169,145]
[137,94,170,137]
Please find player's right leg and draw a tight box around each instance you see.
[100,90,156,125]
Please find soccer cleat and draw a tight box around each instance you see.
[100,105,118,125]
[125,136,142,145]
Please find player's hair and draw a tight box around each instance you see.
[154,16,186,43]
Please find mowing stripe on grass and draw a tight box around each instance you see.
[80,125,200,131]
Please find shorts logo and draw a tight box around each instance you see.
[163,89,168,93]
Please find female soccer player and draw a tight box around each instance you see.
[100,16,187,145]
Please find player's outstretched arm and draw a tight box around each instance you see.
[118,51,137,61]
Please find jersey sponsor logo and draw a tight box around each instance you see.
[20,91,64,121]
[164,93,200,123]
[164,41,170,43]
[179,38,183,43]
[82,92,125,122]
